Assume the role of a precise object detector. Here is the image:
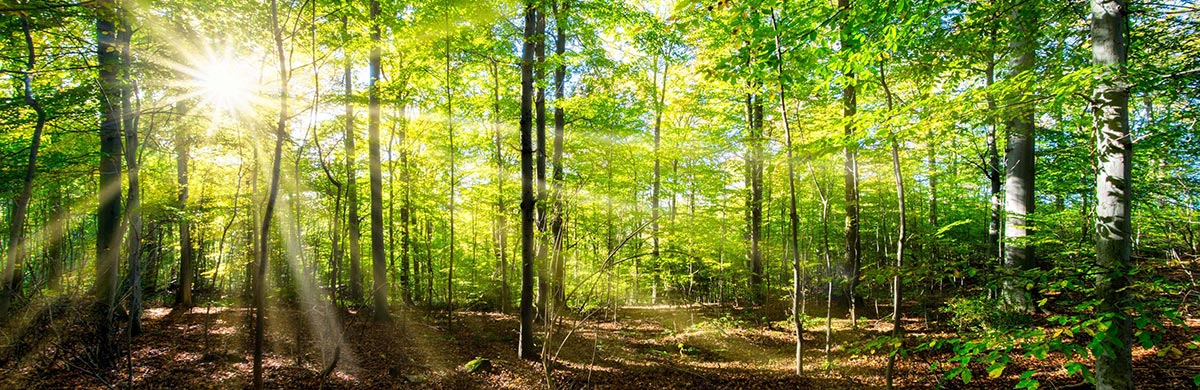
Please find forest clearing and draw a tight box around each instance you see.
[1,0,1199,388]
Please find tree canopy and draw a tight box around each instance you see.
[1,0,1198,388]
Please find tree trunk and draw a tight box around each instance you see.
[368,0,389,320]
[317,125,344,304]
[839,0,861,328]
[47,185,65,293]
[1091,1,1133,388]
[255,1,289,386]
[518,0,538,360]
[177,117,194,307]
[770,10,803,375]
[880,58,905,390]
[444,9,457,326]
[534,8,549,319]
[746,86,764,306]
[492,60,509,313]
[1001,6,1037,313]
[811,168,833,371]
[95,0,124,367]
[345,16,363,304]
[120,17,143,335]
[1,15,49,319]
[550,0,570,313]
[985,55,1001,261]
[401,129,412,305]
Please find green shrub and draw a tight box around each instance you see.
[946,296,1032,332]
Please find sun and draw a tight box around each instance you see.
[193,54,259,119]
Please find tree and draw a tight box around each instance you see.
[518,0,538,361]
[986,47,1002,261]
[0,13,48,319]
[176,115,194,308]
[368,0,389,321]
[491,55,509,313]
[444,3,458,326]
[255,0,290,385]
[768,5,803,376]
[1001,3,1038,313]
[347,14,364,304]
[534,6,549,318]
[550,0,569,313]
[839,0,861,327]
[745,41,764,306]
[119,10,143,334]
[879,55,906,390]
[95,0,124,368]
[1091,0,1133,388]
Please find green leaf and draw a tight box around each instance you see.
[1065,362,1086,376]
[987,362,1006,379]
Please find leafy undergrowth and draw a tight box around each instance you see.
[1,301,1196,389]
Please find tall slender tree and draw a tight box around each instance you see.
[444,6,457,324]
[550,0,569,312]
[769,8,802,375]
[176,119,194,307]
[492,58,509,313]
[534,7,549,317]
[839,0,861,327]
[985,49,1002,260]
[651,54,667,306]
[879,56,906,390]
[119,12,143,334]
[1091,0,1133,388]
[95,0,124,367]
[0,13,49,319]
[346,16,364,305]
[518,0,539,361]
[1001,4,1038,313]
[255,0,290,385]
[368,0,389,320]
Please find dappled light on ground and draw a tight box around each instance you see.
[1,300,1197,389]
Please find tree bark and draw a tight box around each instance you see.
[95,0,124,368]
[745,69,765,306]
[120,16,143,335]
[839,0,861,328]
[0,14,49,319]
[880,57,905,390]
[492,60,509,313]
[550,0,569,313]
[401,127,412,305]
[769,9,804,375]
[534,8,549,319]
[47,185,65,293]
[652,55,666,306]
[985,55,1001,260]
[1001,5,1037,313]
[345,16,363,304]
[444,8,456,325]
[255,0,289,386]
[316,122,344,304]
[1091,0,1133,388]
[368,0,389,320]
[176,114,194,307]
[518,0,539,360]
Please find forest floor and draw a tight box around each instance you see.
[1,299,1198,389]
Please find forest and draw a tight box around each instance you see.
[0,0,1197,388]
